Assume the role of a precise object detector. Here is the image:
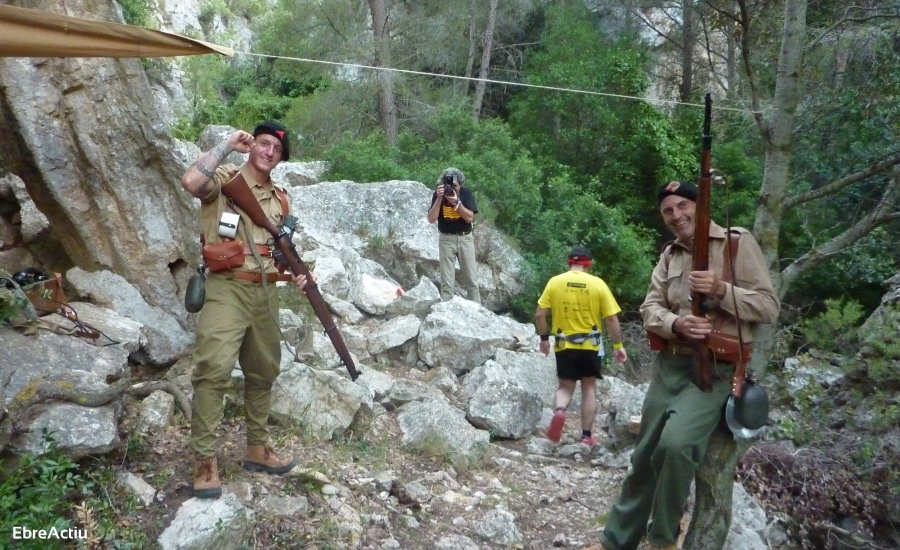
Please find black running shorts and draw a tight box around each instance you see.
[555,348,602,381]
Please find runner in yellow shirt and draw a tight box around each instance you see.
[535,246,628,445]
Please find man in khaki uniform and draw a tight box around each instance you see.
[181,122,308,499]
[585,181,780,550]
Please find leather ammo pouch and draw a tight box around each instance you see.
[708,330,751,364]
[202,240,245,273]
[647,331,667,351]
[24,273,68,316]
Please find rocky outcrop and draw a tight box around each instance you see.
[0,0,199,354]
[287,181,524,310]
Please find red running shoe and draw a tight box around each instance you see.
[547,410,566,442]
[580,435,598,446]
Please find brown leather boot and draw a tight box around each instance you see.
[193,457,222,499]
[242,444,296,475]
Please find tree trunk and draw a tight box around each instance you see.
[680,0,694,102]
[472,0,499,120]
[751,0,807,283]
[463,0,478,95]
[367,0,398,145]
[726,18,736,97]
[687,0,809,547]
[683,430,752,548]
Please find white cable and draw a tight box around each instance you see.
[235,51,759,114]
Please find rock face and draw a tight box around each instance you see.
[0,0,199,353]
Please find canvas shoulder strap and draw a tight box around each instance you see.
[274,185,289,218]
[662,241,675,270]
[713,231,742,331]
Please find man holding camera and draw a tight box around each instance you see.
[180,122,308,499]
[427,167,481,304]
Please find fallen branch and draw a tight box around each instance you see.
[7,373,192,427]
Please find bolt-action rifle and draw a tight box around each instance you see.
[691,93,714,393]
[221,172,360,381]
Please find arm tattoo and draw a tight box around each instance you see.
[192,139,233,180]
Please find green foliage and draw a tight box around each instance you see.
[509,3,696,232]
[115,0,151,27]
[798,298,865,354]
[0,288,27,326]
[227,88,294,133]
[0,432,155,548]
[198,0,231,30]
[0,435,80,547]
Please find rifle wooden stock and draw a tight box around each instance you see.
[691,93,714,393]
[221,172,360,381]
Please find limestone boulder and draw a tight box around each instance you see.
[418,298,536,374]
[2,174,48,243]
[397,399,490,463]
[367,315,421,356]
[67,268,192,365]
[385,276,441,318]
[157,492,255,550]
[270,362,367,440]
[0,328,128,457]
[466,379,543,439]
[599,376,646,446]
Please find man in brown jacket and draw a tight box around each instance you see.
[585,181,780,550]
[181,122,308,499]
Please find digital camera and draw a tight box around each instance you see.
[442,173,456,194]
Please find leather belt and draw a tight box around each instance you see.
[668,341,697,356]
[667,341,737,368]
[243,244,272,257]
[230,271,292,283]
[441,229,472,236]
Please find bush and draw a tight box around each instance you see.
[798,298,865,354]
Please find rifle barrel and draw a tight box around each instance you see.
[692,93,714,392]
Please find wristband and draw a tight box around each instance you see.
[539,334,549,342]
[454,202,461,211]
[613,343,624,350]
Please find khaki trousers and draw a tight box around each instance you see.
[599,352,734,550]
[189,274,281,458]
[438,232,481,304]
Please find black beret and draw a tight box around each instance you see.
[253,121,290,162]
[657,180,697,205]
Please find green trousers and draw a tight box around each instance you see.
[599,352,734,550]
[438,232,481,304]
[189,274,282,458]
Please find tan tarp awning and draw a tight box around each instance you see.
[0,4,233,58]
